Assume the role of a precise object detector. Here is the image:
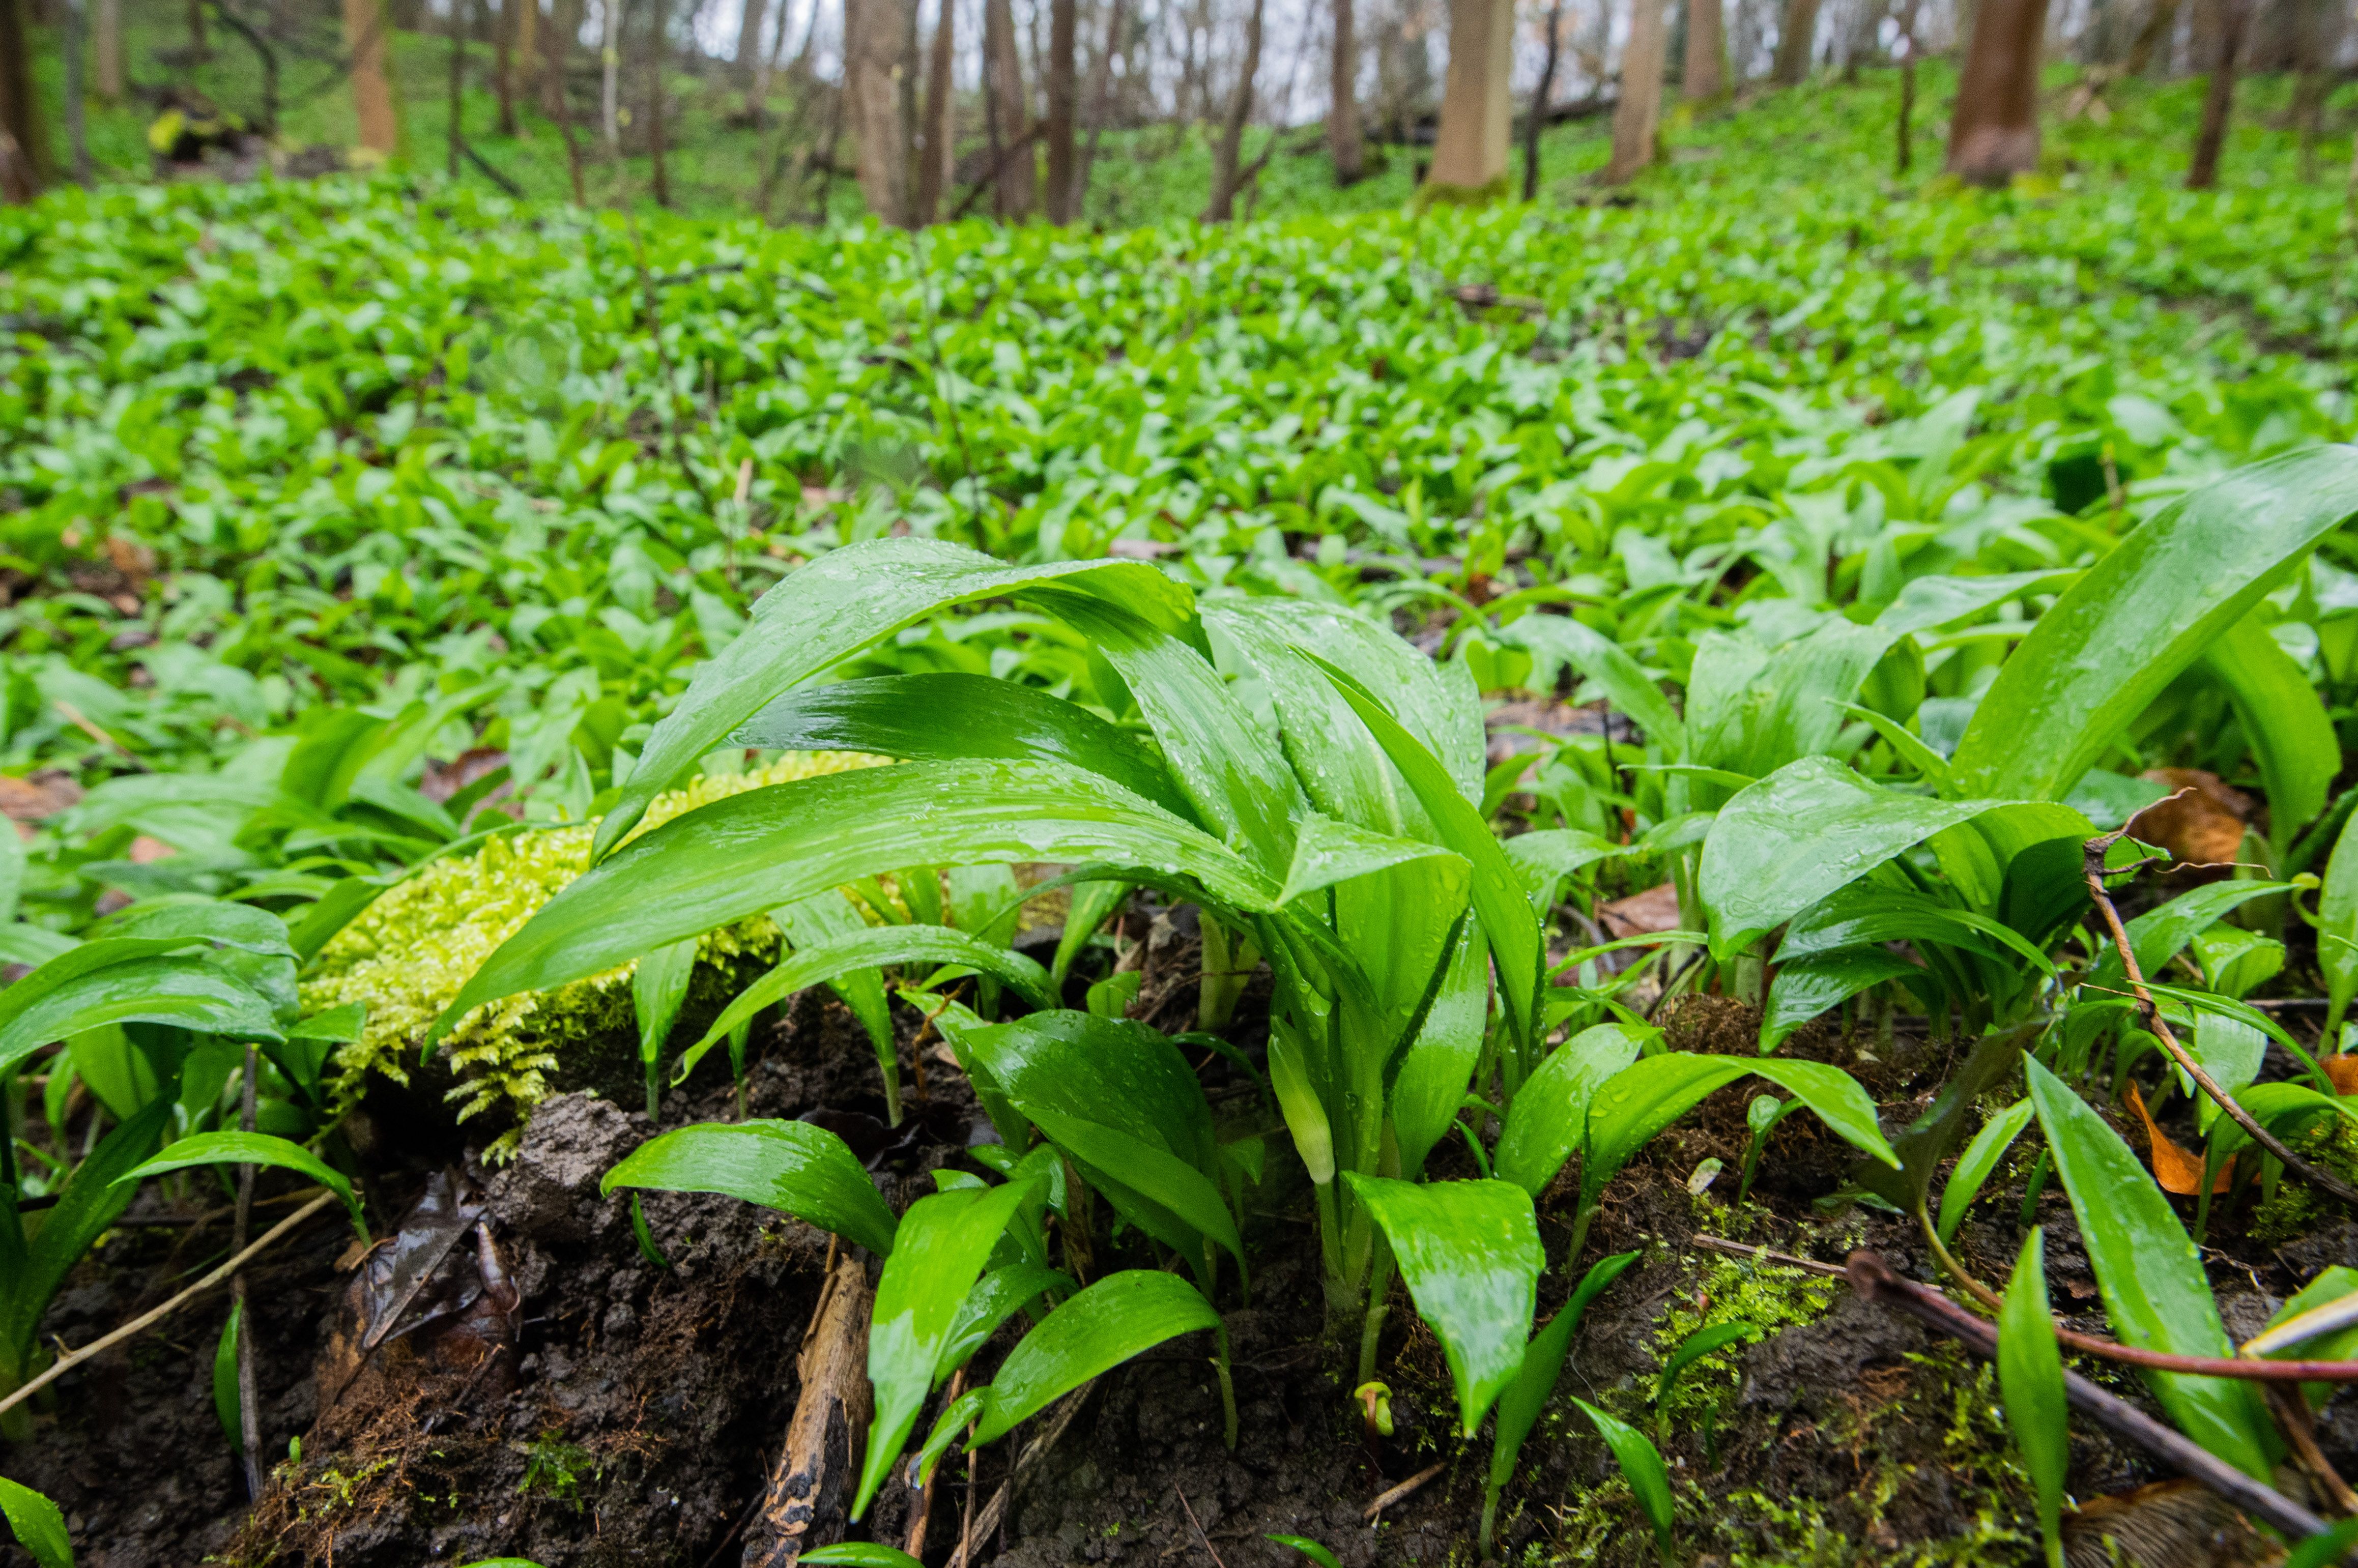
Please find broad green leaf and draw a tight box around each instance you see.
[120,1131,366,1241]
[969,1269,1220,1444]
[632,936,699,1100]
[2204,616,2337,851]
[856,1179,1038,1518]
[0,955,283,1079]
[801,1548,926,1568]
[1949,446,2358,803]
[1040,589,1301,873]
[435,759,1280,1039]
[1999,1229,2068,1568]
[1263,1537,1343,1568]
[2328,806,2358,1032]
[1777,884,2055,974]
[1276,813,1468,908]
[1760,950,1923,1052]
[734,672,1193,821]
[1568,1397,1677,1560]
[3,1100,170,1367]
[1700,757,2022,959]
[1343,1174,1544,1435]
[2286,1522,2358,1568]
[59,1025,160,1121]
[1872,569,2080,638]
[1502,829,1630,913]
[2023,1056,2275,1478]
[600,1120,898,1258]
[1583,1055,1899,1215]
[1053,879,1132,984]
[963,1011,1241,1282]
[1388,917,1490,1180]
[2204,1083,2358,1165]
[90,899,297,960]
[1494,1023,1650,1197]
[1309,656,1544,1046]
[1936,1099,2035,1246]
[775,889,901,1117]
[594,538,1194,860]
[678,924,1058,1085]
[1502,612,1685,752]
[0,1476,72,1568]
[938,1264,1072,1376]
[1485,1251,1640,1529]
[214,1298,244,1453]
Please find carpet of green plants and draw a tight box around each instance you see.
[8,64,2358,1567]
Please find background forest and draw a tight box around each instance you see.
[5,0,2358,1563]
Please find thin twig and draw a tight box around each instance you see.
[1174,1481,1230,1566]
[0,1192,339,1420]
[1846,1251,2335,1543]
[1689,1234,1846,1277]
[2082,828,2358,1206]
[1361,1460,1446,1520]
[944,1381,1097,1568]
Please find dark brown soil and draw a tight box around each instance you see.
[7,980,2356,1568]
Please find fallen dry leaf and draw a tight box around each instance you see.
[2129,768,2252,869]
[2325,1056,2358,1097]
[2126,1081,2231,1196]
[1600,882,1685,940]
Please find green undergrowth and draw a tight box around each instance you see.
[304,748,885,1153]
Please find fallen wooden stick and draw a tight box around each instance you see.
[1845,1251,2335,1544]
[0,1190,340,1422]
[1363,1460,1446,1520]
[744,1244,873,1566]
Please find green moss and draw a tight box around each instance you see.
[305,751,888,1157]
[1411,174,1513,213]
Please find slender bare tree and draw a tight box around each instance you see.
[848,0,916,222]
[95,0,122,100]
[346,0,400,153]
[1770,0,1820,80]
[1945,0,2046,182]
[1074,0,1127,213]
[1203,0,1266,217]
[984,0,1037,215]
[647,0,671,204]
[601,0,623,150]
[1330,0,1364,183]
[493,0,520,133]
[1522,0,1561,199]
[735,0,769,82]
[1427,0,1512,192]
[1685,0,1726,96]
[511,0,538,110]
[1045,0,1079,219]
[2125,0,2179,70]
[1894,0,1919,169]
[2185,0,2243,186]
[1606,0,1669,182]
[916,0,954,219]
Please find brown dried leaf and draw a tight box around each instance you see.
[2126,1081,2230,1196]
[2130,768,2252,868]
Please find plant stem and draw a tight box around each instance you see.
[1213,1320,1239,1450]
[1356,1235,1395,1388]
[233,1042,264,1499]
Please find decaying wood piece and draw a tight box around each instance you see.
[744,1247,874,1566]
[943,1380,1096,1568]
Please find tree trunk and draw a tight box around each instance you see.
[1202,0,1263,218]
[915,0,953,219]
[2291,0,2339,177]
[983,0,1034,216]
[2184,0,2242,187]
[1426,0,1511,192]
[2124,0,2176,69]
[1521,0,1560,199]
[1044,0,1077,219]
[734,0,767,79]
[1330,0,1364,184]
[1894,0,1918,169]
[545,0,578,114]
[1074,0,1125,214]
[447,0,466,177]
[601,0,624,152]
[1605,0,1668,182]
[186,0,206,55]
[1944,0,2047,183]
[646,0,670,204]
[0,0,33,201]
[848,0,915,223]
[1770,0,1820,81]
[62,0,89,183]
[94,0,120,100]
[1685,0,1726,97]
[512,0,538,112]
[493,0,519,133]
[346,0,399,153]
